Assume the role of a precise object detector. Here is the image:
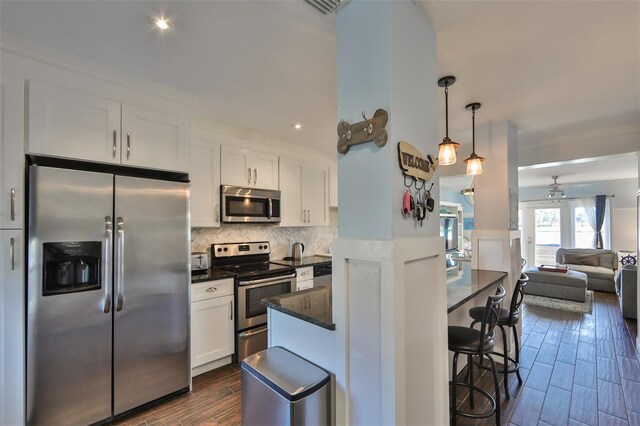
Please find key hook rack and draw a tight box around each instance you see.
[337,108,389,154]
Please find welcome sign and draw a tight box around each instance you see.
[397,141,438,182]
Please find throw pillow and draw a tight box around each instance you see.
[562,253,599,266]
[619,252,638,267]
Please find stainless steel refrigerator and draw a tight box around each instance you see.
[26,163,190,425]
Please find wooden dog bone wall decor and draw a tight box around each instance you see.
[337,109,389,154]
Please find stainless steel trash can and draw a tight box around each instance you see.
[241,346,331,425]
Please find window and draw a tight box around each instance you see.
[573,205,610,249]
[534,208,561,266]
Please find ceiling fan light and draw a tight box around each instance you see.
[464,153,484,176]
[438,137,459,166]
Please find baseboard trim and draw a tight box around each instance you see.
[191,356,232,378]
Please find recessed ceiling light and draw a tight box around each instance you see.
[155,18,170,30]
[293,123,302,130]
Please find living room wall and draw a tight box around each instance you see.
[519,177,638,252]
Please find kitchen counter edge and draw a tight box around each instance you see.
[262,286,336,331]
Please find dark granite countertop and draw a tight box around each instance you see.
[447,261,507,313]
[271,256,332,268]
[262,285,335,331]
[191,268,236,284]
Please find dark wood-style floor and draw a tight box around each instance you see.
[114,364,242,426]
[114,292,638,426]
[453,292,640,426]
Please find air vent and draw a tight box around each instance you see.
[304,0,346,15]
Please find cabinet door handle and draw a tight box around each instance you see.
[216,204,220,223]
[253,168,257,185]
[9,237,15,270]
[126,133,131,160]
[230,300,233,320]
[205,287,217,293]
[247,168,252,185]
[308,210,311,224]
[10,188,16,221]
[112,130,117,158]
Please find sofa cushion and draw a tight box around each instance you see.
[567,264,615,281]
[563,253,599,266]
[555,248,618,270]
[619,252,638,267]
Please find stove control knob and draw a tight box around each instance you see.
[217,248,222,253]
[223,247,228,252]
[258,245,263,250]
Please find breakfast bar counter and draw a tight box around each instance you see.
[447,261,507,313]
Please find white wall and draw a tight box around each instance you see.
[520,177,638,251]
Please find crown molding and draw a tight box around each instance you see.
[191,118,335,164]
[0,32,200,107]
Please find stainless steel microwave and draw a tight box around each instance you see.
[221,185,281,223]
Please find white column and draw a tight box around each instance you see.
[335,1,448,424]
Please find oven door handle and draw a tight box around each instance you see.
[238,327,268,338]
[238,272,296,287]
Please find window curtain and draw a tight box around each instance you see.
[593,195,606,249]
[578,195,607,249]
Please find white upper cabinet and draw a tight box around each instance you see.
[190,138,221,227]
[279,158,328,227]
[0,73,25,229]
[329,165,338,208]
[220,146,278,190]
[121,105,189,172]
[28,81,121,164]
[28,81,189,172]
[279,160,304,226]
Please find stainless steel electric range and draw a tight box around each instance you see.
[210,241,296,362]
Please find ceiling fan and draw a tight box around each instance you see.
[548,175,566,198]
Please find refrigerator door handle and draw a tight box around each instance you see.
[115,216,125,311]
[102,216,113,313]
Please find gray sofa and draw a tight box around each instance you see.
[555,248,618,293]
[615,265,637,319]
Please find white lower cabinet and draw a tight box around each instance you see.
[190,279,234,376]
[0,229,25,426]
[296,266,314,291]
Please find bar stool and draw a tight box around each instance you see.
[469,273,529,399]
[448,285,506,426]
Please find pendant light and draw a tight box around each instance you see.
[437,76,460,165]
[464,102,485,176]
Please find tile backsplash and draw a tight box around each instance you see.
[191,208,338,260]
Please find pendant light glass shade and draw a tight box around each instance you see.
[437,76,459,165]
[464,153,484,175]
[464,102,485,176]
[438,138,459,166]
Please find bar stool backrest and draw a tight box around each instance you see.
[508,273,530,325]
[479,285,506,358]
